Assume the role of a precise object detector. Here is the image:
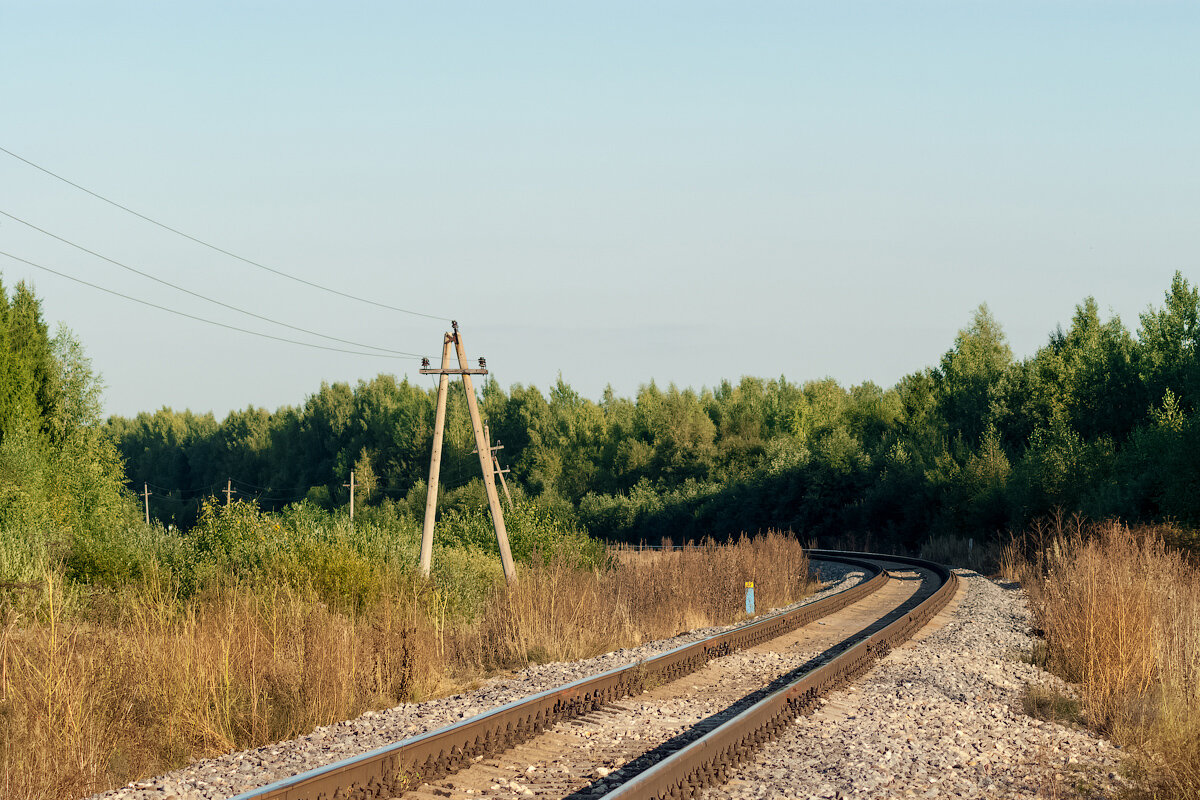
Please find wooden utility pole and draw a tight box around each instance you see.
[419,322,517,582]
[140,482,151,525]
[344,471,356,522]
[419,334,454,577]
[223,479,236,507]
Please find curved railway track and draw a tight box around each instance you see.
[231,552,957,800]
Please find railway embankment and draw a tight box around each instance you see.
[92,564,865,800]
[91,562,1128,800]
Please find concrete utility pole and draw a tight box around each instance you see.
[479,424,514,508]
[223,479,236,507]
[454,329,517,582]
[419,334,454,577]
[140,482,151,525]
[493,454,513,508]
[419,322,518,582]
[344,471,356,522]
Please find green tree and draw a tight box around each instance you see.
[1137,271,1199,411]
[935,304,1013,448]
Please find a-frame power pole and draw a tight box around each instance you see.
[419,322,517,582]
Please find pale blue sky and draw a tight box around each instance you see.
[2,2,1197,417]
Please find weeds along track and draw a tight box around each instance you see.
[231,553,956,800]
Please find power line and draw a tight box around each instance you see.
[144,481,226,497]
[0,249,424,359]
[229,478,314,492]
[0,209,425,357]
[241,490,312,504]
[0,144,451,321]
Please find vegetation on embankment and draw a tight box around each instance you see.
[1,523,809,800]
[1013,520,1200,799]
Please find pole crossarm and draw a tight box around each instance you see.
[418,368,489,375]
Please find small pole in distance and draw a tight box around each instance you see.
[344,471,356,523]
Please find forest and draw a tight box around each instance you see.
[107,271,1200,550]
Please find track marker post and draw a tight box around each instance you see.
[745,581,755,615]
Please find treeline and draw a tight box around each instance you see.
[0,278,129,541]
[108,273,1200,548]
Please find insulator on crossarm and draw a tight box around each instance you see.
[421,357,430,368]
[479,357,486,369]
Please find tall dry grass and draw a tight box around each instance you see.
[1,531,811,800]
[1,578,443,800]
[918,534,1001,574]
[481,532,813,666]
[1020,520,1200,799]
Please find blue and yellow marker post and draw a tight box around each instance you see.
[745,581,755,615]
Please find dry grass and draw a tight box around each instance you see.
[479,532,813,667]
[1023,683,1083,726]
[1,531,811,800]
[0,576,442,800]
[918,534,1002,574]
[1019,520,1200,799]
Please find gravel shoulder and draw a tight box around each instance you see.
[704,570,1127,800]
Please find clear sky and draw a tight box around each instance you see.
[2,2,1197,418]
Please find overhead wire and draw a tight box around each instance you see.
[227,478,313,492]
[0,144,451,321]
[0,249,423,359]
[144,494,200,505]
[137,459,506,510]
[143,480,226,498]
[144,481,220,495]
[0,209,424,357]
[240,491,312,504]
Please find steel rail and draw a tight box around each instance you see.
[596,551,959,800]
[229,554,886,800]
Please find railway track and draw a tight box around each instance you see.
[231,552,957,800]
